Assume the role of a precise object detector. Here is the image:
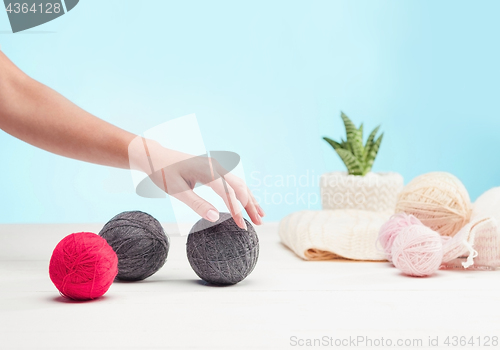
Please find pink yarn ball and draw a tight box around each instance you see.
[391,225,443,277]
[378,213,424,261]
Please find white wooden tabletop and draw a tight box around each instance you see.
[0,223,499,349]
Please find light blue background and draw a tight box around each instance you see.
[0,0,499,223]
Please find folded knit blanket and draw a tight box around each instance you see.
[280,187,500,264]
[279,208,500,266]
[279,209,392,261]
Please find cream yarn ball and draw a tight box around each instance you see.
[395,172,471,237]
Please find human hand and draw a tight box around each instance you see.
[129,138,264,229]
[0,50,264,229]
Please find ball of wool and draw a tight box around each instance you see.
[49,232,118,300]
[391,225,443,277]
[187,213,259,285]
[395,172,472,237]
[99,211,169,281]
[378,212,425,261]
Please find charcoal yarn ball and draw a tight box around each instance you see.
[187,213,259,285]
[99,211,169,281]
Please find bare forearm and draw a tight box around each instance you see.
[0,51,264,226]
[0,51,136,169]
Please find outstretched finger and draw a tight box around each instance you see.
[209,175,247,230]
[224,173,264,224]
[225,177,261,225]
[173,190,220,223]
[248,187,265,217]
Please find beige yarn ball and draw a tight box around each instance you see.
[395,172,471,237]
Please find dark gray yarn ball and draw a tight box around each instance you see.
[99,211,169,281]
[187,213,259,285]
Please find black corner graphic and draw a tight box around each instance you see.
[4,0,79,33]
[64,0,78,12]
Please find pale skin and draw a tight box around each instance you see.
[0,50,264,229]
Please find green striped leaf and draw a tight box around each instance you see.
[341,112,364,160]
[364,133,384,174]
[335,148,363,175]
[323,137,343,151]
[363,125,381,161]
[340,137,353,154]
[340,112,357,144]
[353,128,365,161]
[324,112,384,176]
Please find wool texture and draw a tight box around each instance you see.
[99,211,169,281]
[378,212,498,275]
[279,209,392,261]
[377,212,424,261]
[441,216,499,269]
[390,224,443,277]
[49,232,118,300]
[320,172,404,212]
[187,213,259,285]
[395,172,471,237]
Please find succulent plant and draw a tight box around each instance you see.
[323,112,383,176]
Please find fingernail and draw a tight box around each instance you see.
[206,209,219,222]
[255,215,262,225]
[240,218,248,231]
[258,206,266,217]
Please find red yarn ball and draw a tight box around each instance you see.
[49,232,118,301]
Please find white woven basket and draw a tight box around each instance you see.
[320,172,403,212]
